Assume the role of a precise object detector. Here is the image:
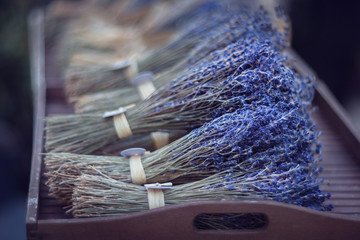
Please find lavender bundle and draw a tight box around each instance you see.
[72,65,315,114]
[46,38,298,154]
[136,8,241,74]
[69,5,292,112]
[45,99,318,203]
[69,161,331,218]
[71,85,143,113]
[93,130,186,156]
[69,40,239,113]
[139,0,226,35]
[186,5,290,66]
[139,1,291,73]
[56,17,147,75]
[65,3,291,98]
[63,10,233,98]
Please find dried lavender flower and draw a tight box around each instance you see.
[47,38,300,154]
[69,163,331,218]
[45,102,321,204]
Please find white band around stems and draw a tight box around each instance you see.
[126,60,139,81]
[147,189,164,209]
[131,72,170,149]
[151,132,170,149]
[145,183,172,209]
[113,112,132,139]
[103,105,135,139]
[121,148,147,185]
[128,154,147,185]
[121,150,172,208]
[137,80,156,100]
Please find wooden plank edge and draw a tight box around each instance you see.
[26,8,46,240]
[35,200,360,240]
[285,48,360,162]
[314,81,360,162]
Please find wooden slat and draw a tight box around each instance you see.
[320,185,360,192]
[312,111,360,211]
[322,179,360,185]
[330,207,360,214]
[329,199,360,206]
[329,192,360,199]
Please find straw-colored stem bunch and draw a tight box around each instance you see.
[64,2,291,99]
[46,38,268,154]
[45,99,320,205]
[69,161,329,218]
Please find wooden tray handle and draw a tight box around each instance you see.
[37,200,360,240]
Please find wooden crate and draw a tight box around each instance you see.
[26,9,360,240]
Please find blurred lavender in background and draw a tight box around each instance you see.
[0,1,36,239]
[0,0,359,239]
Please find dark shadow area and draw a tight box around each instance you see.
[289,0,360,130]
[0,1,37,239]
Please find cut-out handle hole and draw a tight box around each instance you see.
[193,213,268,230]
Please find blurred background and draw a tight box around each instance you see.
[0,0,359,239]
[0,1,35,240]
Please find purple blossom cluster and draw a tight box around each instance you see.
[186,105,331,210]
[157,1,228,31]
[228,164,331,211]
[187,104,318,171]
[143,2,290,73]
[162,39,330,210]
[292,71,316,107]
[188,5,290,64]
[141,6,241,73]
[145,38,301,131]
[160,3,249,52]
[136,3,329,211]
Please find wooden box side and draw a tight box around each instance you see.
[26,9,46,240]
[26,7,360,240]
